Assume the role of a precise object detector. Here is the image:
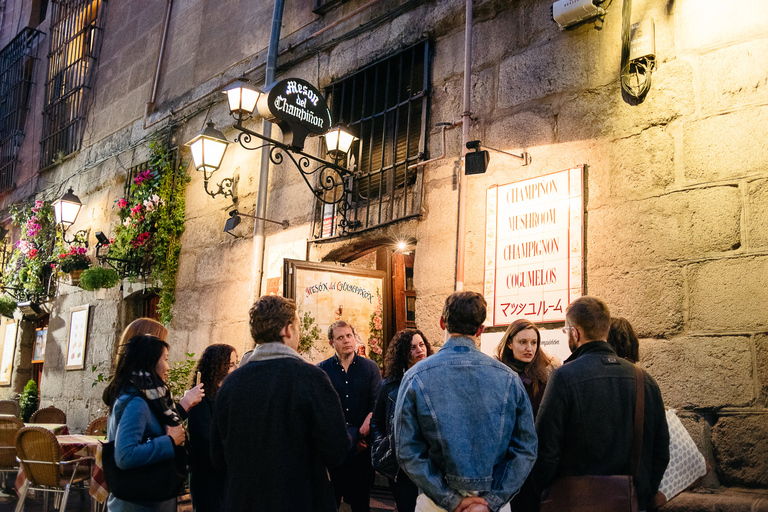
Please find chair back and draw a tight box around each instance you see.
[15,426,63,487]
[30,405,67,424]
[0,415,23,469]
[85,416,108,436]
[0,400,19,417]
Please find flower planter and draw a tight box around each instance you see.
[68,269,84,286]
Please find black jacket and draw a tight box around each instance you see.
[211,354,350,512]
[534,341,669,511]
[370,377,401,478]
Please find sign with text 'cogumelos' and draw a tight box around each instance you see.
[484,166,583,326]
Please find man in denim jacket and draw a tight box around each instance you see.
[394,291,538,512]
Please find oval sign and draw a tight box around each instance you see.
[267,78,332,150]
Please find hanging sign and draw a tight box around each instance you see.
[266,78,332,151]
[484,166,584,326]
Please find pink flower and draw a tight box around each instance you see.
[134,169,152,185]
[117,198,128,209]
[130,204,143,217]
[374,317,382,330]
[28,248,38,258]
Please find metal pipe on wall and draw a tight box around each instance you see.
[144,0,173,127]
[455,0,473,291]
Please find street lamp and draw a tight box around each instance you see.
[53,187,88,246]
[185,121,236,200]
[323,126,358,159]
[222,80,266,120]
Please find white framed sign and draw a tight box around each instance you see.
[484,167,583,326]
[65,305,90,370]
[0,321,18,385]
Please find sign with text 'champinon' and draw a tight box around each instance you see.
[265,78,332,151]
[484,166,584,325]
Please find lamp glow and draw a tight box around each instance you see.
[323,126,357,156]
[52,187,83,228]
[186,121,230,173]
[223,80,262,117]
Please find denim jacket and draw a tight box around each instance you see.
[394,336,538,512]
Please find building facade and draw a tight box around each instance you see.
[0,0,766,492]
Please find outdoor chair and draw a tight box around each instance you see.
[0,400,20,417]
[14,426,91,512]
[85,416,108,436]
[29,406,67,425]
[0,415,23,488]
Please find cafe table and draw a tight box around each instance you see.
[23,423,70,435]
[15,434,108,506]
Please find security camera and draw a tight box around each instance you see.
[551,0,605,29]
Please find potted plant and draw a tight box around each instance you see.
[79,267,120,291]
[0,295,17,318]
[19,379,39,422]
[56,245,91,284]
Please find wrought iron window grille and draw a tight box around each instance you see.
[313,40,431,239]
[0,28,44,192]
[40,0,106,169]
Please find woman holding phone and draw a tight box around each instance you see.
[187,344,238,512]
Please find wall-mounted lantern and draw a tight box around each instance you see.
[53,187,88,245]
[185,121,236,201]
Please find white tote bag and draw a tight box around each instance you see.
[657,409,707,501]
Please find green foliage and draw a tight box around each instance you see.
[298,310,321,353]
[367,289,384,369]
[79,267,120,291]
[91,360,110,387]
[3,201,57,297]
[105,141,190,324]
[19,379,39,422]
[0,295,17,318]
[166,352,196,400]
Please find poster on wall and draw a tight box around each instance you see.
[484,166,584,326]
[65,305,90,370]
[0,322,18,385]
[284,259,389,365]
[32,328,47,363]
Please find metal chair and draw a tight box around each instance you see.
[0,400,20,417]
[0,415,23,488]
[14,426,91,512]
[29,406,67,425]
[85,416,107,436]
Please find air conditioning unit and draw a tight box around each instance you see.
[551,0,605,29]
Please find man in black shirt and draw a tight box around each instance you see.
[318,320,382,512]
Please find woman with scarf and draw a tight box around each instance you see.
[103,321,203,512]
[496,319,558,512]
[371,329,432,512]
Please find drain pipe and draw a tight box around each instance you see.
[247,0,285,332]
[455,0,473,291]
[144,0,173,127]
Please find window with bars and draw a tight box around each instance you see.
[0,28,44,192]
[315,40,430,238]
[40,0,106,169]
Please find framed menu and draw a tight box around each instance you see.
[0,321,18,385]
[32,328,47,363]
[65,305,90,370]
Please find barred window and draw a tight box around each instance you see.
[40,0,106,169]
[0,28,44,192]
[315,40,430,238]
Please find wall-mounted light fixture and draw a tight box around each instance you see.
[464,140,531,175]
[185,121,237,201]
[52,187,88,246]
[94,231,146,279]
[223,209,289,238]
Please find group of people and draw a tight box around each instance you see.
[103,291,670,512]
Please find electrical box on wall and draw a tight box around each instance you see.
[629,18,655,61]
[551,0,606,29]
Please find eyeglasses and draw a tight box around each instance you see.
[561,326,574,334]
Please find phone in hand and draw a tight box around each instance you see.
[196,371,202,386]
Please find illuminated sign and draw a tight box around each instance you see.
[266,78,332,150]
[484,166,583,325]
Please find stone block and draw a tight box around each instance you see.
[430,77,464,128]
[589,266,684,337]
[588,186,741,270]
[641,336,754,408]
[484,107,556,151]
[675,412,720,488]
[747,178,768,250]
[687,256,768,332]
[434,30,466,80]
[756,334,768,407]
[711,414,768,487]
[607,126,675,197]
[472,8,521,69]
[327,38,360,81]
[697,39,768,113]
[471,68,497,120]
[209,321,250,352]
[676,0,768,52]
[194,242,252,286]
[684,106,768,182]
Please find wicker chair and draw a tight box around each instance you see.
[0,400,20,417]
[85,416,108,436]
[29,406,67,425]
[14,426,91,512]
[0,415,23,488]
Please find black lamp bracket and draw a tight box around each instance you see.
[467,141,531,166]
[60,227,90,247]
[94,238,147,280]
[230,209,289,229]
[202,172,238,202]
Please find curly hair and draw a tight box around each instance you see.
[191,344,236,397]
[496,319,552,396]
[383,329,432,380]
[249,295,297,344]
[607,317,639,363]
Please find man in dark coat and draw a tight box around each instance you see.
[211,295,350,512]
[534,296,669,511]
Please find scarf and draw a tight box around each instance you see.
[129,370,182,427]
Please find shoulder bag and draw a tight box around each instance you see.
[539,365,645,512]
[102,396,187,502]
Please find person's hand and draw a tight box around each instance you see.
[354,438,369,453]
[452,496,488,512]
[167,424,185,446]
[359,412,372,437]
[179,383,204,411]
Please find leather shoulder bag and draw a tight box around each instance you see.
[539,365,645,512]
[102,396,187,502]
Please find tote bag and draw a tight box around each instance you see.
[657,409,707,501]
